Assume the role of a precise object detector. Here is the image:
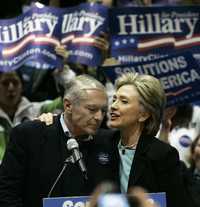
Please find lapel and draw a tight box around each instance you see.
[40,114,68,161]
[128,134,152,186]
[38,115,70,195]
[112,131,121,186]
[113,142,120,185]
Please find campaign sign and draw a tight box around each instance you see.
[0,3,108,72]
[43,196,90,207]
[109,6,200,65]
[61,3,109,67]
[43,192,166,207]
[150,193,166,207]
[101,52,200,107]
[0,4,62,71]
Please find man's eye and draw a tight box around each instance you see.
[88,108,96,112]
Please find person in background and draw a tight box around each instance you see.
[107,72,194,207]
[189,135,200,179]
[40,45,77,114]
[0,74,115,207]
[19,66,60,101]
[158,103,200,166]
[0,71,55,162]
[187,135,200,207]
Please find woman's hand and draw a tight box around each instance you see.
[35,113,55,126]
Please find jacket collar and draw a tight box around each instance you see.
[129,133,154,185]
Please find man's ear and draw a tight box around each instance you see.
[63,98,72,113]
[139,111,150,122]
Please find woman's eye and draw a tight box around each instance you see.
[121,100,128,104]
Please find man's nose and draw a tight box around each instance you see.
[8,82,15,90]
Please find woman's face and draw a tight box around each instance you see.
[108,84,148,130]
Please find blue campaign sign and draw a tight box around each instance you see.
[109,5,200,65]
[43,196,90,207]
[101,51,200,107]
[150,192,166,207]
[43,192,166,207]
[0,3,108,72]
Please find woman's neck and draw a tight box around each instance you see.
[120,123,143,147]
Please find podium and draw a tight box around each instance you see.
[43,193,166,207]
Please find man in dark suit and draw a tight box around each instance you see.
[0,74,115,207]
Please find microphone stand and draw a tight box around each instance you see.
[47,156,74,197]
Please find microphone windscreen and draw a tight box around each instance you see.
[67,138,79,150]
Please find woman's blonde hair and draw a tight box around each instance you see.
[115,72,166,136]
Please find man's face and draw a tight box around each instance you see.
[0,72,22,109]
[64,89,108,136]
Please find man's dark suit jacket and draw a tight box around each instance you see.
[0,115,115,207]
[111,131,195,207]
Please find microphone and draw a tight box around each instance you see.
[67,138,88,180]
[48,138,88,197]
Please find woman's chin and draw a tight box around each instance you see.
[107,121,120,129]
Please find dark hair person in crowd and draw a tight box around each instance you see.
[0,71,56,162]
[187,135,200,207]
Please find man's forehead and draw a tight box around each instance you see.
[83,92,108,106]
[76,78,105,91]
[82,88,107,97]
[83,88,106,93]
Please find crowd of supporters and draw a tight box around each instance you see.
[0,0,200,207]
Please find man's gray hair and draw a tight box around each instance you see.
[63,74,106,104]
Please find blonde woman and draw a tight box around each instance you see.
[107,72,194,207]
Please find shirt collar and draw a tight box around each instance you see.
[60,113,72,136]
[60,113,93,141]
